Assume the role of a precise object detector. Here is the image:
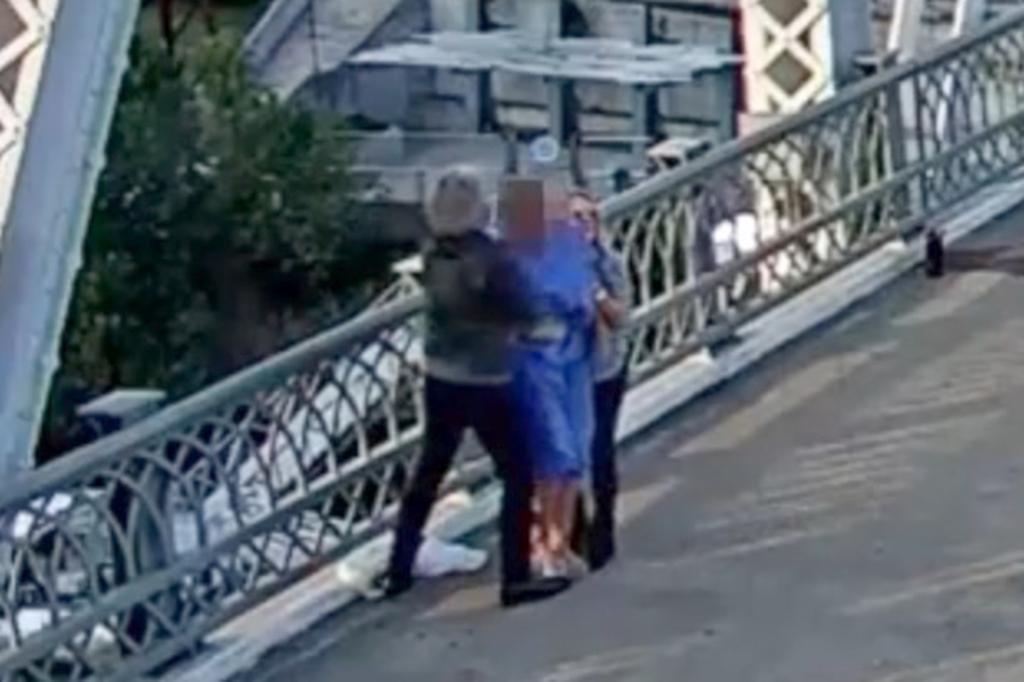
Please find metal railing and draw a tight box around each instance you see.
[606,8,1024,382]
[6,9,1024,680]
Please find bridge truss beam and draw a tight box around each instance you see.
[0,0,139,476]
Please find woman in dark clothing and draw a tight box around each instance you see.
[384,168,570,607]
[568,189,631,570]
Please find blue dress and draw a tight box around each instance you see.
[513,221,597,482]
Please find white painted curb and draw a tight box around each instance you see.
[162,178,1024,682]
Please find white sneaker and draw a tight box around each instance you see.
[414,537,489,578]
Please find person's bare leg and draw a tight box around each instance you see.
[549,488,566,567]
[540,480,576,574]
[558,484,578,546]
[536,481,560,575]
[558,482,586,575]
[530,493,544,574]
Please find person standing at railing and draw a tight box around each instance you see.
[383,167,572,608]
[693,173,759,352]
[567,189,632,570]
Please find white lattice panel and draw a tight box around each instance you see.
[0,0,59,245]
[741,0,835,114]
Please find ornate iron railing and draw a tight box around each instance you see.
[606,9,1024,382]
[6,9,1024,680]
[0,294,443,681]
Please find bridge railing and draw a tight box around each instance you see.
[6,8,1024,680]
[608,9,1024,382]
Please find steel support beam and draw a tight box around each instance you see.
[0,0,140,476]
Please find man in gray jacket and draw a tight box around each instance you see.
[385,168,571,607]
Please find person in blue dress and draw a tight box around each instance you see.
[510,209,598,579]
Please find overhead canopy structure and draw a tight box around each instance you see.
[348,31,740,85]
[350,29,740,145]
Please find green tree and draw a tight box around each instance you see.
[43,35,390,458]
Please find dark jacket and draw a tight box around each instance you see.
[422,231,536,384]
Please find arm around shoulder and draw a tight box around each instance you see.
[483,240,540,324]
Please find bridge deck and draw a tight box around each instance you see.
[243,206,1024,682]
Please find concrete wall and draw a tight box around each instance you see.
[489,0,737,140]
[651,4,733,48]
[518,0,562,47]
[828,0,873,87]
[328,0,487,130]
[318,0,738,139]
[430,0,480,30]
[300,0,430,121]
[580,1,647,43]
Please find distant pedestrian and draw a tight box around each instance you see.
[384,167,571,607]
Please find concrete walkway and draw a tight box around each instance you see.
[242,207,1024,682]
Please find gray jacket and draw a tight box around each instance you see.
[421,232,536,385]
[593,241,632,381]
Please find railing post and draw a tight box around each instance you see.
[110,460,176,650]
[911,71,932,215]
[685,185,711,336]
[884,67,909,174]
[883,65,916,230]
[79,390,178,649]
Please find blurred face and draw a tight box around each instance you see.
[568,193,600,242]
[502,178,546,246]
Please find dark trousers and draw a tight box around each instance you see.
[573,370,627,562]
[388,377,533,586]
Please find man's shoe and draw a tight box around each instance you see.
[588,545,616,572]
[587,533,616,572]
[377,573,413,599]
[500,576,572,608]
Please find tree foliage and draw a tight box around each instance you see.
[43,35,390,457]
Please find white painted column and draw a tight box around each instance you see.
[937,0,987,140]
[0,0,140,475]
[887,0,927,58]
[952,0,987,37]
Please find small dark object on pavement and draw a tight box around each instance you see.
[925,229,945,278]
